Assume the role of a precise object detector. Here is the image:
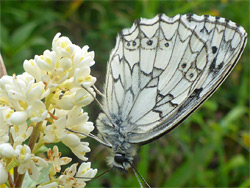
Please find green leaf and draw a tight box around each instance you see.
[220,106,247,127]
[11,22,38,50]
[138,144,150,178]
[36,145,49,155]
[0,23,9,50]
[239,178,250,188]
[226,154,246,170]
[28,37,48,47]
[203,100,218,112]
[164,159,193,187]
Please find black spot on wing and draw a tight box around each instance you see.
[209,57,224,74]
[147,40,153,45]
[217,62,224,71]
[190,88,203,98]
[212,46,217,54]
[186,13,194,22]
[177,88,203,113]
[209,57,216,72]
[165,42,169,47]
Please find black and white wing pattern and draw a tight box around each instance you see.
[103,14,247,144]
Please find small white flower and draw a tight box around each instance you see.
[59,162,97,188]
[35,50,56,71]
[0,107,13,144]
[51,87,95,111]
[72,45,95,70]
[26,81,49,105]
[0,160,8,185]
[0,143,15,158]
[61,134,80,148]
[0,73,34,110]
[15,145,48,181]
[46,145,72,172]
[15,144,32,164]
[75,162,97,182]
[0,73,48,113]
[66,106,95,137]
[74,88,95,107]
[52,89,75,110]
[58,163,77,187]
[69,142,90,161]
[74,67,96,88]
[10,111,27,125]
[44,116,67,143]
[61,134,90,161]
[37,182,59,188]
[27,100,48,122]
[52,33,75,57]
[10,123,33,146]
[46,68,69,89]
[0,135,8,145]
[23,59,43,82]
[60,57,72,71]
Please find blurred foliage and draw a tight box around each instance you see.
[0,0,249,187]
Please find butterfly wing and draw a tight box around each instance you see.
[102,14,247,144]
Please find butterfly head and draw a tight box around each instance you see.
[113,153,129,170]
[104,144,138,171]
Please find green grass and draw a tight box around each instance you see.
[1,0,249,187]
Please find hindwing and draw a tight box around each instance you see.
[102,14,247,144]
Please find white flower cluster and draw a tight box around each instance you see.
[0,33,97,187]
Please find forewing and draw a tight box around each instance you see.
[103,14,248,143]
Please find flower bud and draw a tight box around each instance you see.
[10,111,27,125]
[0,161,8,185]
[0,143,15,158]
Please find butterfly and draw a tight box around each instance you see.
[78,13,247,187]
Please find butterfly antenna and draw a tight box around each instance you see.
[74,167,113,180]
[65,128,112,148]
[93,85,105,98]
[128,161,151,188]
[132,167,143,188]
[81,84,116,128]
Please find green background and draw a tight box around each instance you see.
[0,0,249,187]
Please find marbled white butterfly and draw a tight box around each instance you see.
[84,13,247,187]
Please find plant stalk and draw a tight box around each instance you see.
[0,54,7,77]
[8,172,14,188]
[15,122,42,188]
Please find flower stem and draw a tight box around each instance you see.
[0,54,7,77]
[9,134,18,182]
[32,134,45,154]
[29,122,43,151]
[15,121,42,188]
[8,172,14,188]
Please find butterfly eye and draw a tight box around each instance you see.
[114,153,127,164]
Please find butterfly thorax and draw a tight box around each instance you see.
[96,113,138,170]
